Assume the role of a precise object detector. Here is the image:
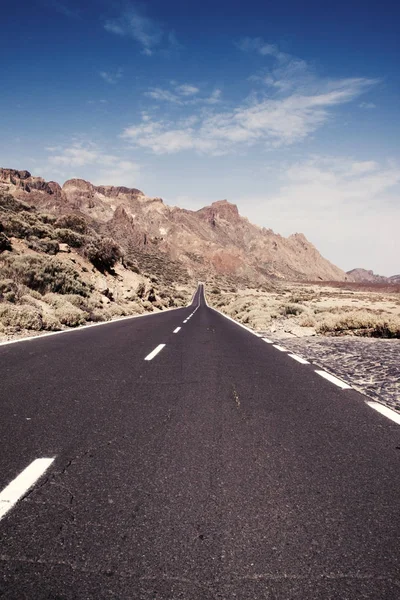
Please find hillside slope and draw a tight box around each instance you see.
[0,168,347,285]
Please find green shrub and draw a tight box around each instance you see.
[84,238,123,272]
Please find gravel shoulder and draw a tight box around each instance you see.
[263,333,400,412]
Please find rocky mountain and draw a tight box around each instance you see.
[347,268,400,284]
[0,168,348,285]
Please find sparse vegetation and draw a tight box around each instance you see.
[0,189,192,340]
[84,238,123,272]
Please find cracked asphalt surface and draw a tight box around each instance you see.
[0,285,399,599]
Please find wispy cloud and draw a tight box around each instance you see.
[104,5,179,56]
[46,0,80,19]
[144,82,218,106]
[46,142,140,185]
[123,77,376,155]
[236,155,400,273]
[99,68,123,84]
[359,102,376,109]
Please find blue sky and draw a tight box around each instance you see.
[1,0,399,274]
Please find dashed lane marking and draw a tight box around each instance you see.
[315,370,351,389]
[273,345,288,352]
[0,458,55,521]
[173,327,181,334]
[144,344,166,361]
[366,402,400,425]
[262,338,274,344]
[288,354,310,365]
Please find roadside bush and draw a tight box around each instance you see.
[0,255,89,296]
[317,311,400,338]
[281,304,305,316]
[84,238,123,272]
[54,304,87,327]
[0,304,42,330]
[54,214,88,234]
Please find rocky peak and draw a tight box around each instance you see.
[62,179,94,192]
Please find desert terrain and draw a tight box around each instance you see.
[207,281,400,411]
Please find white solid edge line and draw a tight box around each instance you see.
[366,402,400,425]
[173,327,181,334]
[288,354,310,365]
[207,305,263,337]
[203,287,262,337]
[144,344,166,361]
[315,370,351,390]
[262,338,274,344]
[0,457,55,521]
[273,345,288,352]
[0,295,198,349]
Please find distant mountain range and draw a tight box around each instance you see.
[0,168,349,286]
[346,268,400,284]
[3,168,397,286]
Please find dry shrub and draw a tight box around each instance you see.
[0,255,89,296]
[26,237,59,255]
[281,303,305,316]
[84,238,123,272]
[54,214,88,234]
[0,232,12,252]
[41,313,62,331]
[317,311,400,338]
[0,304,42,330]
[299,314,317,327]
[55,304,87,327]
[55,228,87,248]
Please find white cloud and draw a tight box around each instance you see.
[104,6,179,56]
[237,156,400,275]
[47,0,80,19]
[123,77,376,155]
[144,83,209,105]
[46,142,140,186]
[99,68,123,84]
[359,102,376,109]
[175,84,199,96]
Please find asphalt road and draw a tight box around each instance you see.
[0,284,399,599]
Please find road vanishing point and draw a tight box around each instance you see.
[0,285,399,599]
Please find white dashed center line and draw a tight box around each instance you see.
[0,458,55,521]
[173,327,181,334]
[366,402,400,425]
[315,370,351,389]
[144,344,166,361]
[288,354,310,365]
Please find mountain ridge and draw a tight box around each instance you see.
[0,167,347,284]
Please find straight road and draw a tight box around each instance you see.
[0,284,399,599]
